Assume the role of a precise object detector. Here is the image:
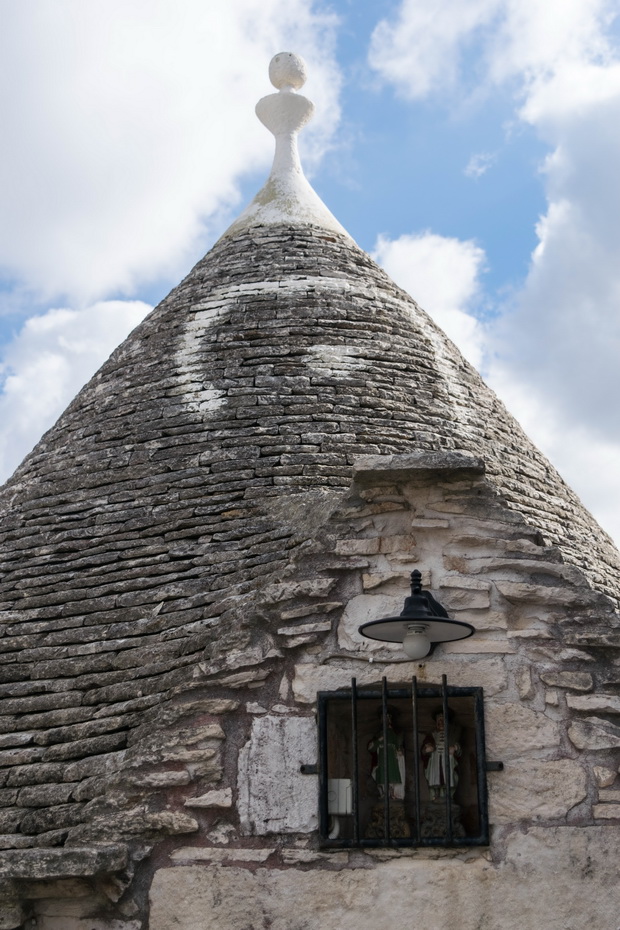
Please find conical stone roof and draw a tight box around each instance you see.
[1,53,619,861]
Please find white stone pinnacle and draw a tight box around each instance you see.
[222,53,350,239]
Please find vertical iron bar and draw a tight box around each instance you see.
[474,688,489,844]
[318,695,329,841]
[381,676,390,842]
[351,677,360,845]
[411,676,421,844]
[441,674,453,843]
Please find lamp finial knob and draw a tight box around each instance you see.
[411,569,422,594]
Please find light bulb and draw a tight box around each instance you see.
[403,625,431,660]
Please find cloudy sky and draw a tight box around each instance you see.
[1,0,619,545]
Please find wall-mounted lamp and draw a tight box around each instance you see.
[358,570,475,659]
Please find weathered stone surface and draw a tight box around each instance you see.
[489,759,587,822]
[485,704,560,757]
[440,637,515,654]
[30,910,140,930]
[170,847,273,862]
[17,783,78,807]
[149,827,620,930]
[0,176,619,903]
[0,836,33,850]
[337,593,407,652]
[156,698,240,724]
[0,880,24,930]
[278,620,332,636]
[568,717,620,750]
[563,631,620,647]
[438,577,491,610]
[0,908,23,930]
[184,788,232,809]
[539,671,593,691]
[237,715,317,835]
[334,538,381,556]
[593,766,617,788]
[123,771,191,788]
[495,581,595,607]
[0,846,127,879]
[71,808,198,841]
[292,657,508,703]
[515,666,535,700]
[362,572,404,591]
[593,804,620,819]
[279,603,340,622]
[566,693,620,713]
[263,579,337,604]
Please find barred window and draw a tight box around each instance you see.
[317,675,489,847]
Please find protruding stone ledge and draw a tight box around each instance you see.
[184,788,233,809]
[568,717,620,750]
[566,694,620,713]
[170,847,274,863]
[0,844,128,879]
[352,452,485,482]
[593,804,620,820]
[540,671,593,691]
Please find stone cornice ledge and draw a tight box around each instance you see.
[0,844,128,879]
[352,452,486,479]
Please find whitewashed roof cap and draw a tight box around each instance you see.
[222,52,350,239]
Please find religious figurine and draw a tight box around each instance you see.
[368,707,405,800]
[421,707,461,801]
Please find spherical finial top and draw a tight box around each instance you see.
[269,52,307,91]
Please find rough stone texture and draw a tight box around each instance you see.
[489,759,587,822]
[481,704,560,758]
[592,804,620,819]
[338,593,405,651]
[184,788,232,808]
[0,846,127,879]
[515,666,535,700]
[539,671,593,691]
[566,693,620,713]
[0,213,618,924]
[594,766,617,788]
[569,717,620,750]
[292,657,510,704]
[149,827,620,930]
[237,715,317,835]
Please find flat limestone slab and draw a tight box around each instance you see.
[150,827,620,930]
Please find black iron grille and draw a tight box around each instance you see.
[317,675,489,847]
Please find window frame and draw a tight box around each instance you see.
[317,676,490,848]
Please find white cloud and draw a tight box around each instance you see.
[368,0,501,99]
[368,0,616,101]
[488,362,620,547]
[368,0,620,547]
[0,0,340,305]
[464,152,497,178]
[0,300,151,481]
[372,232,487,368]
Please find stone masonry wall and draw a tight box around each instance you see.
[2,223,620,927]
[2,226,619,891]
[148,459,620,930]
[9,457,619,929]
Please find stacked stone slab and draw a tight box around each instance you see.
[1,55,619,930]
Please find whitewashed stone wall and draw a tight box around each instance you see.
[237,714,317,834]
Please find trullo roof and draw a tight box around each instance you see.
[0,51,618,866]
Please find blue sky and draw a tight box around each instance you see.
[1,0,620,546]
